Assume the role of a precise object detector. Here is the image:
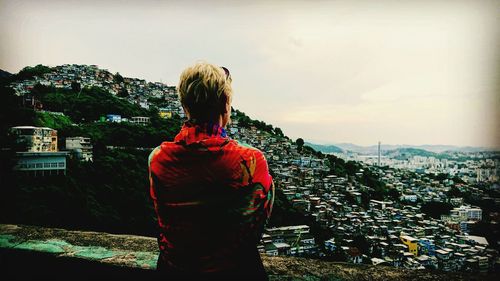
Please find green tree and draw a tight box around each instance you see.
[117,87,129,98]
[39,86,146,122]
[0,86,36,143]
[447,187,464,198]
[351,235,370,255]
[421,201,453,219]
[345,161,360,176]
[71,81,81,93]
[114,72,124,83]
[452,176,465,184]
[326,154,347,176]
[296,138,304,152]
[387,188,401,201]
[274,127,284,137]
[17,64,52,80]
[31,83,53,99]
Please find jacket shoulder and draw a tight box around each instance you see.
[148,146,162,167]
[229,140,266,159]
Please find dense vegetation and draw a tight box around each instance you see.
[420,201,453,219]
[32,83,147,122]
[1,148,157,236]
[232,109,286,138]
[14,65,52,82]
[0,83,181,235]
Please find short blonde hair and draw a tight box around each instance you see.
[178,61,232,122]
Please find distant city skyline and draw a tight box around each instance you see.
[1,0,499,148]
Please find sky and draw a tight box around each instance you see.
[1,0,499,148]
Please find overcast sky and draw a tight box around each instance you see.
[1,0,499,147]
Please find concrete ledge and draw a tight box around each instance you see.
[0,224,158,270]
[0,224,495,280]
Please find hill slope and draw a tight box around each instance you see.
[305,142,343,153]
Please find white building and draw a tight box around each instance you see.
[66,137,93,161]
[401,194,418,203]
[450,205,482,221]
[130,116,150,125]
[14,151,69,176]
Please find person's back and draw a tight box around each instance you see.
[148,62,274,280]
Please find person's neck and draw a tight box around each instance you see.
[187,116,226,128]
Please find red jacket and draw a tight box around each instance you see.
[148,121,274,275]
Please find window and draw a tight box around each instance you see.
[44,163,50,168]
[58,162,65,167]
[36,163,42,168]
[51,163,58,168]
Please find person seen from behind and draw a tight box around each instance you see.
[148,61,274,280]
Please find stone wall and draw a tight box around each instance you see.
[0,224,494,280]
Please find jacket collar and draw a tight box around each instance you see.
[174,120,228,145]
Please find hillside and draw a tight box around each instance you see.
[385,147,437,160]
[0,64,397,271]
[0,80,341,236]
[0,69,12,78]
[305,142,343,153]
[332,143,493,154]
[0,65,316,232]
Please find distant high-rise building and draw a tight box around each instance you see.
[378,141,381,166]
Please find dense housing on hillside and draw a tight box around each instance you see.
[10,64,183,117]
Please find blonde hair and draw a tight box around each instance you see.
[178,61,232,122]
